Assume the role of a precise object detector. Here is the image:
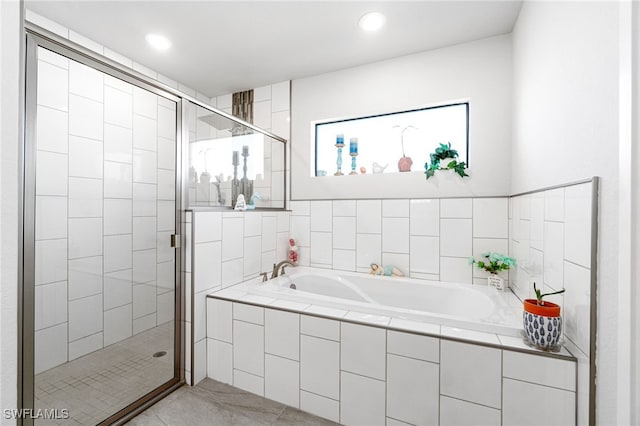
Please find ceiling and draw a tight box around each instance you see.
[26,1,523,98]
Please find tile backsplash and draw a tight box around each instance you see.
[289,198,509,285]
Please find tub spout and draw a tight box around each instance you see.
[271,260,296,279]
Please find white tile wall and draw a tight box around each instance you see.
[233,320,264,376]
[503,378,575,426]
[300,335,340,400]
[206,300,578,426]
[440,396,500,426]
[440,340,501,409]
[387,354,439,426]
[34,47,178,373]
[265,309,299,361]
[511,182,593,365]
[341,322,386,380]
[340,371,386,425]
[300,391,340,423]
[264,354,299,407]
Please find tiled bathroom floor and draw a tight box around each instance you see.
[126,379,338,426]
[35,322,174,425]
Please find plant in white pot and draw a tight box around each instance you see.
[523,283,566,349]
[424,142,469,179]
[469,252,515,290]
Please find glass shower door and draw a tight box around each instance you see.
[28,43,179,425]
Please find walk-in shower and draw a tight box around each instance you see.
[20,20,287,424]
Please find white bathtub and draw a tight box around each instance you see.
[243,267,523,336]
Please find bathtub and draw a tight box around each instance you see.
[242,267,523,336]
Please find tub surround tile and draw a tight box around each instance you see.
[356,233,382,269]
[265,354,300,408]
[269,299,311,312]
[382,253,409,278]
[333,217,356,250]
[409,199,439,236]
[333,200,356,217]
[382,200,409,218]
[410,235,439,275]
[207,339,232,385]
[386,417,413,426]
[239,294,276,306]
[440,198,472,218]
[472,198,509,238]
[300,391,340,423]
[340,371,385,426]
[439,257,472,284]
[543,221,564,290]
[207,299,232,343]
[389,318,440,336]
[441,340,501,409]
[233,320,264,377]
[564,183,592,268]
[310,232,332,266]
[233,303,264,326]
[440,326,500,345]
[440,396,501,426]
[344,311,390,327]
[310,201,332,232]
[382,217,410,254]
[205,297,577,426]
[233,369,264,397]
[544,188,565,222]
[300,335,340,400]
[562,261,591,355]
[341,323,386,380]
[332,249,356,272]
[301,315,340,341]
[503,350,576,391]
[265,309,299,361]
[304,305,348,319]
[502,378,575,426]
[356,200,382,234]
[440,218,472,257]
[387,354,439,426]
[387,330,439,363]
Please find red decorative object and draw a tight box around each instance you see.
[288,238,298,263]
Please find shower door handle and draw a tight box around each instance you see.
[170,234,181,248]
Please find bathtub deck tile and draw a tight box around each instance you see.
[208,288,247,300]
[240,294,277,306]
[389,318,440,336]
[344,311,391,327]
[269,299,311,312]
[440,326,500,345]
[304,305,348,319]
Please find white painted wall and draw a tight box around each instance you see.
[630,3,640,424]
[290,34,512,200]
[511,2,620,423]
[0,0,22,422]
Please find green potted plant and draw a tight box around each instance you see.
[469,252,515,290]
[424,142,469,179]
[523,283,566,349]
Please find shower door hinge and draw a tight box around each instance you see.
[170,234,181,248]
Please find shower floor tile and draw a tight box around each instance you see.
[35,322,174,425]
[126,378,338,426]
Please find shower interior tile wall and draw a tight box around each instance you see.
[34,48,176,374]
[289,198,509,284]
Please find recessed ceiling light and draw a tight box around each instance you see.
[145,33,171,51]
[358,12,386,32]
